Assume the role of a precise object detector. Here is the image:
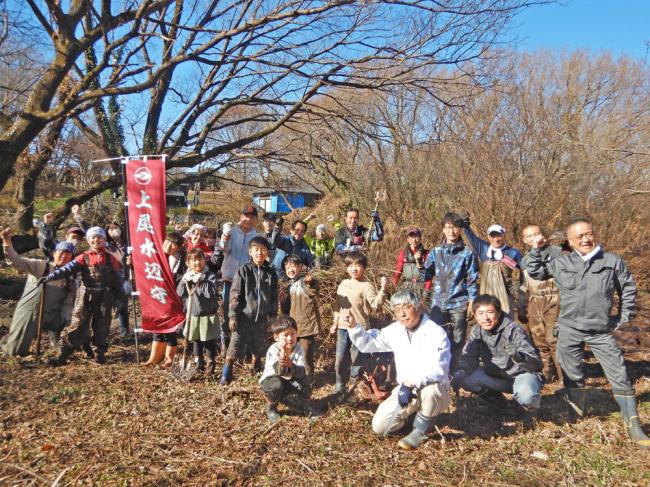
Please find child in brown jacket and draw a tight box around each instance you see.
[280,254,321,383]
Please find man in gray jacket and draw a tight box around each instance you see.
[525,216,649,449]
[452,294,543,412]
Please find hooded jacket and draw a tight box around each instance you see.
[229,260,278,325]
[421,239,479,310]
[459,316,543,379]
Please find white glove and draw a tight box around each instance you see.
[222,222,233,236]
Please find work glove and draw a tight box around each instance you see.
[370,210,380,221]
[275,215,285,227]
[450,369,466,393]
[222,222,233,236]
[37,277,48,286]
[397,384,415,407]
[459,212,470,229]
[511,351,526,363]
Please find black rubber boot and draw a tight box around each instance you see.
[614,392,650,449]
[204,360,216,377]
[48,347,73,367]
[565,387,588,417]
[82,342,94,359]
[477,389,509,410]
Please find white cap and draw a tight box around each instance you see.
[487,224,506,235]
[86,226,106,240]
[316,224,326,233]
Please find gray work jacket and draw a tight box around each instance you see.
[524,246,636,332]
[459,316,543,379]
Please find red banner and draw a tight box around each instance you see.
[125,158,184,333]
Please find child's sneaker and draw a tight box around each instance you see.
[266,404,280,424]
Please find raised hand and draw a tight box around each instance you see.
[0,227,11,245]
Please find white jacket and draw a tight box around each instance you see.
[348,314,450,388]
[259,342,306,383]
[219,225,259,282]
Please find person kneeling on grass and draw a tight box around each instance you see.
[259,316,312,423]
[338,290,451,450]
[451,294,543,412]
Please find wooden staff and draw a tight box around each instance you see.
[35,282,46,360]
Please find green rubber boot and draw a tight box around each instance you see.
[614,393,650,449]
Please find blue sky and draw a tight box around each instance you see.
[512,0,650,60]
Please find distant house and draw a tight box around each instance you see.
[252,185,321,213]
[166,183,190,207]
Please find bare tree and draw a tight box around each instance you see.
[0,0,536,230]
[273,50,650,255]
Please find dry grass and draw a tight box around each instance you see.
[1,282,650,485]
[1,197,650,485]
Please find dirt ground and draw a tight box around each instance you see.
[1,285,649,485]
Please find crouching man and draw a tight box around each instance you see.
[338,290,451,450]
[452,294,543,412]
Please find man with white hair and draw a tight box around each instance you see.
[338,289,451,450]
[40,226,124,365]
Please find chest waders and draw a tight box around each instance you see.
[1,264,70,356]
[479,260,515,316]
[57,255,116,364]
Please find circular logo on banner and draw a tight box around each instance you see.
[134,167,153,185]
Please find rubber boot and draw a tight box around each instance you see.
[141,340,166,367]
[398,413,435,450]
[220,363,233,385]
[48,347,73,367]
[197,355,206,373]
[82,342,95,359]
[565,387,587,417]
[205,360,216,377]
[266,403,280,424]
[613,393,650,449]
[162,345,177,368]
[47,331,61,354]
[253,355,263,373]
[477,389,510,410]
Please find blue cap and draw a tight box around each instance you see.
[54,241,75,253]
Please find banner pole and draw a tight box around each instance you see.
[121,157,141,364]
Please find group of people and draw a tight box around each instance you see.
[1,202,648,451]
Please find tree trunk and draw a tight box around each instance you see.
[14,118,66,232]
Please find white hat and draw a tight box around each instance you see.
[86,226,106,240]
[316,224,326,233]
[487,224,506,235]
